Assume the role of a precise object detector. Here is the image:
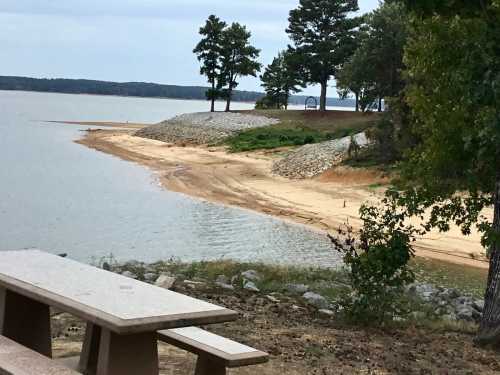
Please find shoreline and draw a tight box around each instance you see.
[74,124,489,269]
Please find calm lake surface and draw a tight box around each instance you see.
[0,90,341,266]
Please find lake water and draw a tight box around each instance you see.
[0,90,341,266]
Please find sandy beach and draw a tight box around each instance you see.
[74,124,490,269]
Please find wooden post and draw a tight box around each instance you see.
[96,328,159,375]
[194,355,226,375]
[0,288,52,358]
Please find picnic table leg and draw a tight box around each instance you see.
[96,328,159,375]
[194,355,226,375]
[79,322,101,374]
[0,287,52,358]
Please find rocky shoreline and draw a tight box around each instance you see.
[110,260,485,325]
[135,112,279,145]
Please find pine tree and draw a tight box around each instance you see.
[219,23,261,112]
[286,0,360,111]
[260,51,304,109]
[193,15,226,112]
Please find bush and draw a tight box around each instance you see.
[329,193,417,324]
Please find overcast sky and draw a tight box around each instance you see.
[0,0,380,96]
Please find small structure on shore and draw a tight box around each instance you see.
[305,96,318,110]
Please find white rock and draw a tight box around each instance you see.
[155,274,176,289]
[243,281,260,292]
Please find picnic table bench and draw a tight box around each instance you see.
[0,250,241,375]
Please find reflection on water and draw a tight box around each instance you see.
[0,90,342,267]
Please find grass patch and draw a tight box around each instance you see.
[225,127,328,152]
[411,257,487,298]
[226,109,379,152]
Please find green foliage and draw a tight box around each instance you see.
[337,1,408,112]
[392,6,500,252]
[255,95,279,110]
[219,23,261,111]
[260,50,305,110]
[193,15,227,110]
[225,127,328,152]
[286,0,360,111]
[329,195,417,324]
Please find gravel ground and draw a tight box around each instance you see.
[272,132,370,179]
[135,112,279,145]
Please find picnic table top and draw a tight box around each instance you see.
[0,250,237,334]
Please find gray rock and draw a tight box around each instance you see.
[272,132,371,179]
[318,309,335,317]
[215,282,235,291]
[136,112,279,145]
[457,307,474,321]
[121,271,137,279]
[241,270,261,282]
[286,284,309,294]
[243,281,260,292]
[303,292,330,310]
[155,274,176,289]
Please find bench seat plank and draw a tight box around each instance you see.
[158,327,268,368]
[0,335,79,375]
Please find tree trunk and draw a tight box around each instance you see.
[477,175,500,345]
[210,81,215,113]
[355,92,359,112]
[225,88,232,112]
[378,97,383,112]
[320,81,327,112]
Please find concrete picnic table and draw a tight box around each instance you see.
[0,250,238,375]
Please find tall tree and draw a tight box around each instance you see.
[286,0,359,111]
[193,15,227,112]
[336,1,408,112]
[260,50,304,109]
[393,0,500,344]
[219,23,261,112]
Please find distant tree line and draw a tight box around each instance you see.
[0,76,353,108]
[0,76,262,103]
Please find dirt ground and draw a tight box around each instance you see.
[52,283,500,375]
[76,128,489,269]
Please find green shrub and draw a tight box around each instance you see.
[329,194,417,324]
[225,127,327,152]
